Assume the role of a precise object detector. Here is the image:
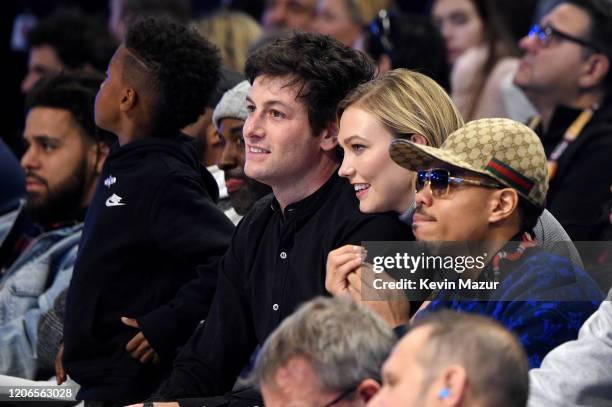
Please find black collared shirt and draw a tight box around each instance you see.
[155,173,412,399]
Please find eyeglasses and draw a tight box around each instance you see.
[321,386,356,407]
[369,9,394,54]
[527,24,600,52]
[416,169,502,198]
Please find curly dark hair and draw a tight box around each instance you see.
[26,71,115,146]
[124,17,221,135]
[245,31,375,135]
[27,9,117,73]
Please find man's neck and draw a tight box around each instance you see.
[462,226,521,280]
[533,90,605,132]
[116,120,154,146]
[272,156,338,212]
[38,210,84,231]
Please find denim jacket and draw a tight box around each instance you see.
[0,211,82,379]
[0,207,21,248]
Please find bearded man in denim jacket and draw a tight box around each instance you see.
[0,72,111,379]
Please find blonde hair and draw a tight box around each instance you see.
[347,0,394,25]
[195,10,262,72]
[338,69,464,148]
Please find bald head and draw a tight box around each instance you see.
[370,311,529,407]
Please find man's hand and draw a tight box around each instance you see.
[55,342,66,385]
[125,403,180,407]
[325,245,366,297]
[121,317,160,364]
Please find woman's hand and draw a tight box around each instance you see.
[325,245,366,297]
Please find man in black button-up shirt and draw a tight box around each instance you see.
[148,31,412,407]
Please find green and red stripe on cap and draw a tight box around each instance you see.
[485,157,535,195]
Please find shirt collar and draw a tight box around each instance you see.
[270,171,340,219]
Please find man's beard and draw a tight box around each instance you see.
[25,158,89,226]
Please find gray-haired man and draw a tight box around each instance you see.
[251,296,395,407]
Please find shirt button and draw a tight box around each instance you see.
[280,251,287,259]
[272,304,279,311]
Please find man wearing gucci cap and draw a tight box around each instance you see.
[390,117,603,368]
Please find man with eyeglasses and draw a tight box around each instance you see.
[513,0,612,241]
[389,118,603,368]
[251,296,393,407]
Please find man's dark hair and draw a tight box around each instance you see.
[124,17,221,135]
[410,310,529,407]
[365,11,451,91]
[26,71,115,146]
[518,198,544,232]
[117,0,191,25]
[244,31,376,135]
[27,9,117,73]
[566,0,612,92]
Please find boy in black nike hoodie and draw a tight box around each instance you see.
[62,18,235,405]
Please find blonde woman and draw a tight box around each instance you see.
[337,69,463,216]
[195,10,262,72]
[326,69,463,324]
[326,69,578,325]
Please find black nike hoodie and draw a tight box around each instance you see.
[63,133,234,403]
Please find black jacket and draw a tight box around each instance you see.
[63,134,235,403]
[537,100,612,240]
[154,173,412,401]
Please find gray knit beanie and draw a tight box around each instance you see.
[212,80,251,131]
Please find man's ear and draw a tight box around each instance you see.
[578,53,610,89]
[488,188,519,224]
[356,378,381,403]
[319,122,339,152]
[120,87,138,112]
[439,365,468,407]
[410,133,430,146]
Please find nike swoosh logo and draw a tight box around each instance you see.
[105,193,126,207]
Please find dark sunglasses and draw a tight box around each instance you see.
[527,24,600,52]
[416,168,502,198]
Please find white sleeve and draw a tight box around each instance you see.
[528,290,612,407]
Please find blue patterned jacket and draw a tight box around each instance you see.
[425,247,604,368]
